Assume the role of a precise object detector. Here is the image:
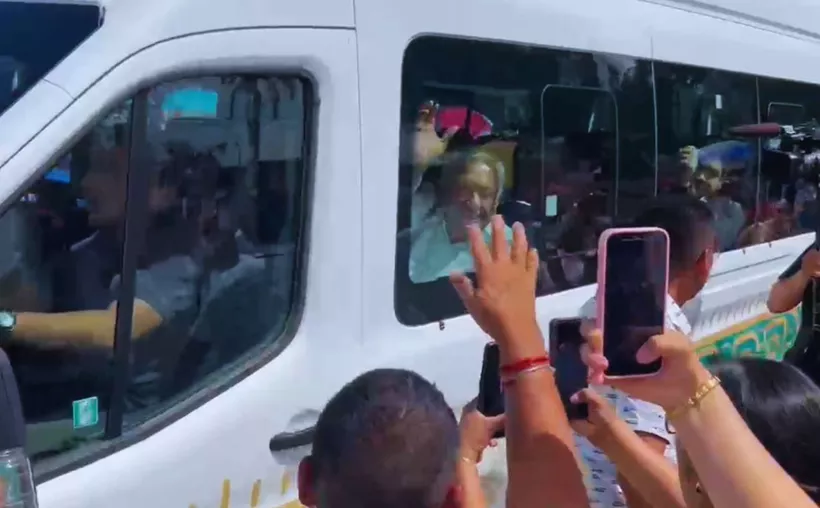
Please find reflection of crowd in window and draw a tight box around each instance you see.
[400,38,820,307]
[0,75,308,460]
[405,99,611,292]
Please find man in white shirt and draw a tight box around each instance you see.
[575,195,717,508]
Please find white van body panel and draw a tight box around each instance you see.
[6,27,363,508]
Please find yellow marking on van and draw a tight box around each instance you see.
[219,479,231,508]
[250,479,261,507]
[281,472,292,495]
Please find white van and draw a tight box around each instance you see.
[0,0,814,506]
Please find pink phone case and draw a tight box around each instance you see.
[595,227,670,379]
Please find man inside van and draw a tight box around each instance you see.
[767,243,820,384]
[0,143,204,409]
[576,195,717,508]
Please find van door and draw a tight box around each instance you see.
[0,27,364,508]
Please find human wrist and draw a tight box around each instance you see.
[666,381,726,439]
[459,444,482,465]
[496,320,546,364]
[661,361,714,414]
[588,417,630,451]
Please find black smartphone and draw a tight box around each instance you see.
[477,342,505,438]
[599,229,669,377]
[549,318,589,420]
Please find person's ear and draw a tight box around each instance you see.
[695,249,714,279]
[441,483,463,508]
[297,456,318,507]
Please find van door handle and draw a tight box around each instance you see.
[269,427,315,452]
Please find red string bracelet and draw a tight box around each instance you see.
[500,355,550,376]
[501,362,552,386]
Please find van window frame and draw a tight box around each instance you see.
[0,70,316,482]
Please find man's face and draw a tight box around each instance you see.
[81,151,177,227]
[80,153,128,227]
[442,161,499,242]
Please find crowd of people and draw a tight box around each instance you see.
[291,196,820,508]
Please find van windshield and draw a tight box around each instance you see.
[0,0,102,115]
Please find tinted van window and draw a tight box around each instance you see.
[0,0,101,114]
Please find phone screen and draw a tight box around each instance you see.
[550,318,589,420]
[477,343,505,438]
[603,231,667,376]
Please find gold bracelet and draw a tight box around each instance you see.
[666,375,721,422]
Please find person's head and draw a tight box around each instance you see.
[689,166,723,199]
[298,369,461,508]
[81,143,183,227]
[676,358,820,507]
[771,199,796,233]
[80,146,130,226]
[437,149,505,242]
[632,195,716,303]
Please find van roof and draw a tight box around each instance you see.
[644,0,820,41]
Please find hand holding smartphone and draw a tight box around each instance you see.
[596,227,669,377]
[549,318,589,420]
[477,342,505,439]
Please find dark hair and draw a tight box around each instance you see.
[632,195,714,276]
[709,358,820,501]
[311,368,460,508]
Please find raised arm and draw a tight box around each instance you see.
[451,216,589,508]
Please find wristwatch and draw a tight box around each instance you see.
[0,311,17,339]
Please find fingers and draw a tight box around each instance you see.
[580,324,604,357]
[526,248,540,276]
[486,413,506,434]
[635,330,692,364]
[569,387,603,406]
[580,346,608,385]
[461,397,479,416]
[510,222,528,263]
[579,324,607,384]
[490,216,509,261]
[441,126,459,142]
[450,272,476,307]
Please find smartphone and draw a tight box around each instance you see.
[549,318,589,420]
[477,342,505,438]
[596,227,669,377]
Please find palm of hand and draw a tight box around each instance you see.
[413,124,448,168]
[471,271,536,339]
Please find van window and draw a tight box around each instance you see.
[0,0,101,115]
[395,35,820,327]
[654,63,759,252]
[0,74,310,461]
[756,77,820,241]
[395,36,655,325]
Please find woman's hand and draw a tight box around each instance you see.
[450,216,540,346]
[579,322,608,385]
[459,400,506,464]
[413,103,457,170]
[581,326,712,411]
[569,388,621,447]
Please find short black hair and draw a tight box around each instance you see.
[311,369,459,508]
[709,359,820,501]
[632,195,715,276]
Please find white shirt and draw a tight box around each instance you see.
[576,294,692,508]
